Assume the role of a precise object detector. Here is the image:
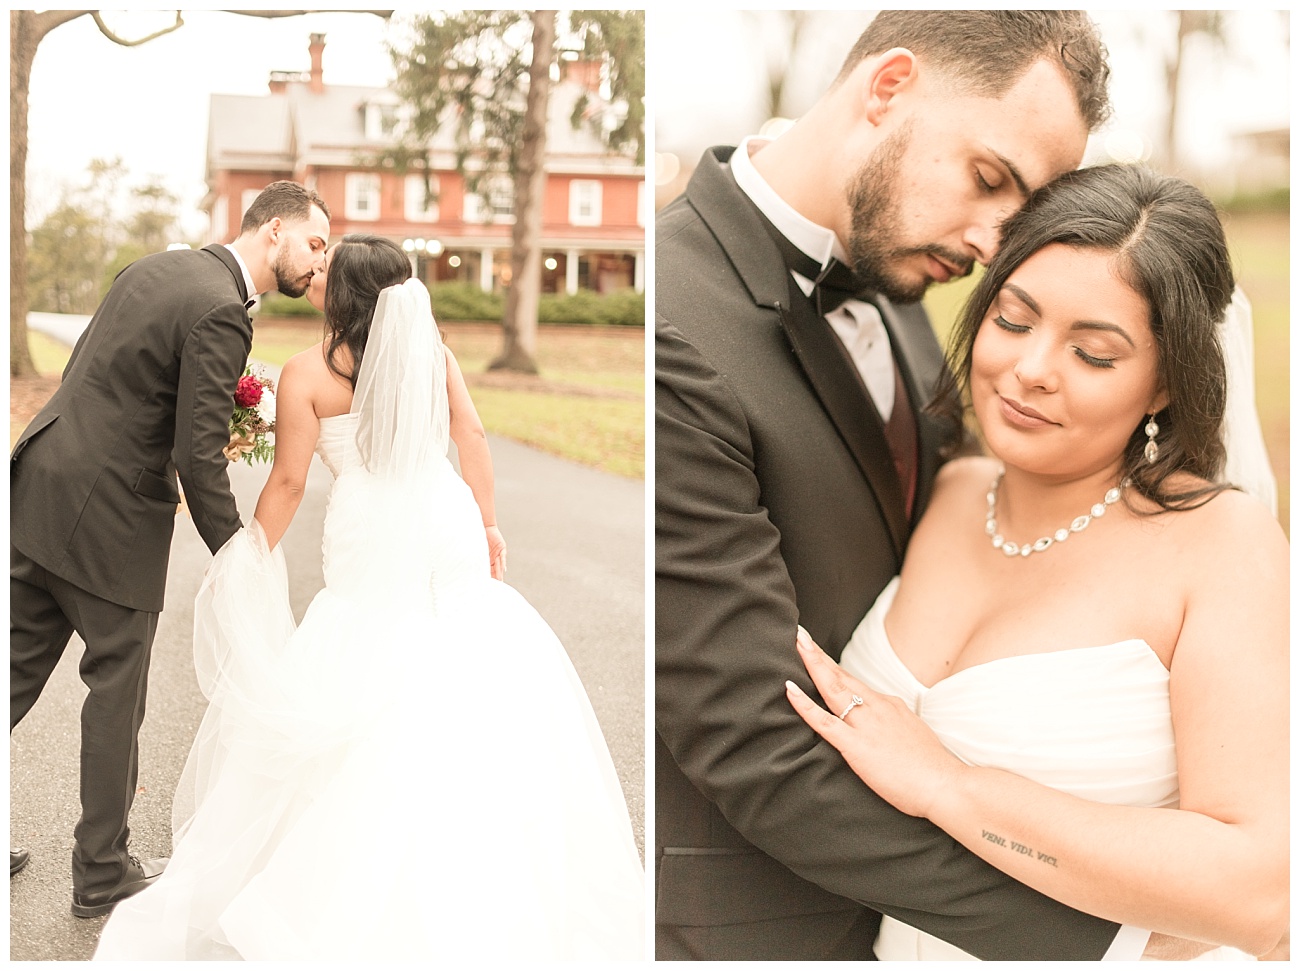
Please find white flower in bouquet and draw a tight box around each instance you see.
[255,387,277,426]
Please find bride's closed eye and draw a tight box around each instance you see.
[992,314,1029,333]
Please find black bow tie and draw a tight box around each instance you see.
[244,297,256,310]
[763,223,874,316]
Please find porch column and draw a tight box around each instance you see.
[566,248,581,295]
[634,251,644,293]
[479,248,495,292]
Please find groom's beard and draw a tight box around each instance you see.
[273,249,313,298]
[845,123,973,304]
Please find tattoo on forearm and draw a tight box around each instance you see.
[980,829,1058,867]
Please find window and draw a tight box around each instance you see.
[463,178,513,224]
[487,179,514,222]
[463,191,487,224]
[211,196,228,241]
[364,101,405,141]
[240,189,260,225]
[345,173,382,221]
[404,174,440,222]
[569,179,602,227]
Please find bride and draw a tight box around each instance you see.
[784,165,1287,960]
[93,234,644,960]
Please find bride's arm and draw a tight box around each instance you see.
[252,354,320,550]
[444,348,506,579]
[787,495,1288,955]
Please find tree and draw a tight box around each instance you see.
[387,10,644,373]
[26,157,151,315]
[11,9,391,377]
[1161,11,1229,174]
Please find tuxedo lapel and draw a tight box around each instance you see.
[687,146,909,559]
[201,244,250,304]
[778,292,908,560]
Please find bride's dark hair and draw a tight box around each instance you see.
[931,163,1235,512]
[323,234,413,389]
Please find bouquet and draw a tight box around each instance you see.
[226,365,277,464]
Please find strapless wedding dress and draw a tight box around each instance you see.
[94,414,644,960]
[839,577,1251,962]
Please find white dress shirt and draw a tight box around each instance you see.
[727,135,1151,963]
[729,136,896,422]
[222,244,259,306]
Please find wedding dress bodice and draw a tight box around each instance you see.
[838,576,1220,962]
[314,412,366,478]
[841,577,1179,809]
[313,413,489,608]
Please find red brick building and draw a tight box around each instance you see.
[203,34,645,294]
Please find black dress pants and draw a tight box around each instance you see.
[10,543,157,894]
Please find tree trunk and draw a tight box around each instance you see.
[1161,12,1193,174]
[490,9,554,374]
[11,10,89,378]
[11,12,39,378]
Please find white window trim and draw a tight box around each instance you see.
[464,178,514,225]
[404,174,440,223]
[569,179,602,227]
[345,172,382,222]
[212,196,229,242]
[240,189,260,227]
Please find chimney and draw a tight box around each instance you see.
[308,33,325,94]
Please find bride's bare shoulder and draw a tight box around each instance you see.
[930,455,1000,508]
[1170,484,1288,561]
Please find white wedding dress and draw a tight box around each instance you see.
[93,281,644,961]
[840,577,1252,963]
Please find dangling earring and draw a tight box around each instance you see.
[1144,414,1160,464]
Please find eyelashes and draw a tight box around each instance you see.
[991,315,1117,369]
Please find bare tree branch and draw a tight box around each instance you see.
[27,10,91,45]
[219,10,393,19]
[90,10,184,47]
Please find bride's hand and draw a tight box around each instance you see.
[785,626,963,819]
[485,525,507,580]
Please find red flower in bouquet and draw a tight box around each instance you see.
[227,365,277,464]
[234,375,264,409]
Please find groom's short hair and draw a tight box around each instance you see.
[240,181,332,234]
[835,11,1111,131]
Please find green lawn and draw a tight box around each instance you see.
[251,318,646,478]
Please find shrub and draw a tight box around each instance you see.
[255,293,323,317]
[429,282,505,323]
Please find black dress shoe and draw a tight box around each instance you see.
[10,848,30,877]
[71,856,168,918]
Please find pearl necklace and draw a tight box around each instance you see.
[985,469,1129,558]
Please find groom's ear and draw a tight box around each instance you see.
[860,47,918,126]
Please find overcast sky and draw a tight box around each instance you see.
[651,10,1291,177]
[25,10,399,238]
[22,9,1290,241]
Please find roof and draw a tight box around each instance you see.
[207,77,640,179]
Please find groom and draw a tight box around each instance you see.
[656,11,1146,961]
[10,180,330,916]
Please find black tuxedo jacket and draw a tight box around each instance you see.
[654,147,1120,959]
[11,244,253,612]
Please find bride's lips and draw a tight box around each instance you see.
[998,395,1057,428]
